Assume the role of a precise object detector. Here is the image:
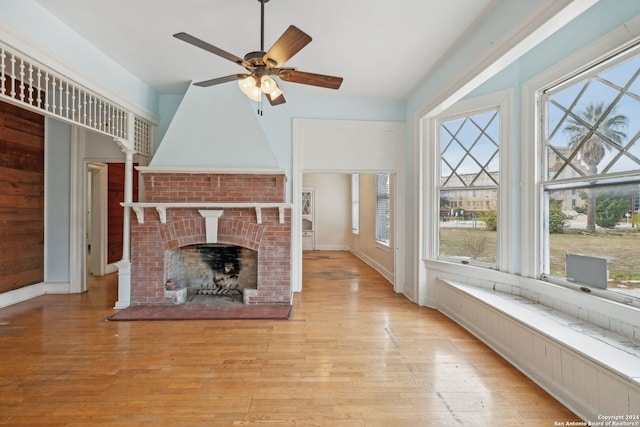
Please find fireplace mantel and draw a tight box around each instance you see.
[121,202,292,225]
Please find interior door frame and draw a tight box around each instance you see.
[292,119,405,296]
[87,162,108,277]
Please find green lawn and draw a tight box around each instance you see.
[548,229,640,282]
[439,226,640,292]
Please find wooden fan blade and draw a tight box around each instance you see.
[194,75,241,87]
[263,26,312,68]
[278,70,343,89]
[266,92,286,106]
[174,32,247,67]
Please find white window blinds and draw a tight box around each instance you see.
[375,173,390,245]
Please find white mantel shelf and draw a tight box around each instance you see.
[135,166,287,176]
[121,202,292,225]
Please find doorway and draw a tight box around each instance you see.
[87,163,108,277]
[302,173,396,284]
[292,119,405,295]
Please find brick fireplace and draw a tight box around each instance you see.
[129,168,292,305]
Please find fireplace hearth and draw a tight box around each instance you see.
[129,168,292,306]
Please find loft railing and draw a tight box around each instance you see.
[0,41,155,157]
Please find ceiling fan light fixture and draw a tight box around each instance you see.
[238,75,257,93]
[247,86,263,102]
[238,76,262,102]
[260,75,278,94]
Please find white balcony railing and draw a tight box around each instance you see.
[0,41,155,157]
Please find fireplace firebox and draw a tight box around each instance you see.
[166,244,257,303]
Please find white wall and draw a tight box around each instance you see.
[302,174,351,250]
[351,174,394,283]
[44,118,71,283]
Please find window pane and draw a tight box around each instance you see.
[545,184,640,298]
[545,51,640,180]
[375,173,390,245]
[439,108,499,266]
[542,46,640,300]
[441,111,499,187]
[439,189,498,264]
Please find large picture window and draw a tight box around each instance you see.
[541,43,640,299]
[438,108,499,266]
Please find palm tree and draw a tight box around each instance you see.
[563,101,628,232]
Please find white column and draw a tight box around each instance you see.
[121,149,134,261]
[114,113,136,309]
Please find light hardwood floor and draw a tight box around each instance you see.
[0,251,579,426]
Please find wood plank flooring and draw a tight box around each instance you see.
[0,251,580,426]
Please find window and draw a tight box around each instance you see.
[438,108,500,267]
[375,173,390,245]
[352,174,359,235]
[541,43,640,299]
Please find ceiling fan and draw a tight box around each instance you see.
[173,0,343,107]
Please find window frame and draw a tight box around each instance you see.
[538,42,640,297]
[521,20,640,308]
[430,90,514,271]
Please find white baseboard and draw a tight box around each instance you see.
[0,283,47,308]
[350,248,394,285]
[46,282,72,294]
[314,245,350,251]
[0,281,73,308]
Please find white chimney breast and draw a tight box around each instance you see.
[151,84,278,168]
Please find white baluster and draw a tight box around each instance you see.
[82,91,87,124]
[36,69,42,108]
[103,101,107,133]
[0,48,5,95]
[27,63,34,105]
[98,99,103,130]
[88,95,93,127]
[50,76,56,114]
[113,109,119,137]
[10,53,16,99]
[95,99,99,129]
[58,77,63,115]
[71,87,76,120]
[65,82,70,118]
[19,59,25,102]
[44,72,49,111]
